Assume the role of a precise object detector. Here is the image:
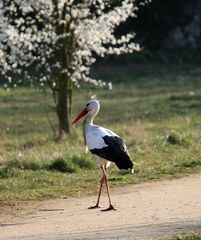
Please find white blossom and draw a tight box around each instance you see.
[0,0,142,89]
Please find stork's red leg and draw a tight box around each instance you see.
[88,165,104,209]
[88,164,116,211]
[101,164,116,211]
[88,177,103,209]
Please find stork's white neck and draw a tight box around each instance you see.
[84,115,94,125]
[83,117,94,147]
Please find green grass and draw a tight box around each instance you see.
[0,63,201,206]
[166,233,201,240]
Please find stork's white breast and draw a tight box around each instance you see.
[85,124,118,150]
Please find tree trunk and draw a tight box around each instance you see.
[53,1,73,140]
[56,72,70,140]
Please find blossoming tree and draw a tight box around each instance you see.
[0,0,141,140]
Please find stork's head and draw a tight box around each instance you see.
[72,100,100,125]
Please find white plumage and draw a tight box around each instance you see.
[84,124,118,150]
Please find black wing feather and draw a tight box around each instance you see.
[90,136,133,170]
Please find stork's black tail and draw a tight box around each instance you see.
[90,135,134,173]
[114,155,134,172]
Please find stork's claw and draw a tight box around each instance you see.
[88,204,101,209]
[101,204,116,211]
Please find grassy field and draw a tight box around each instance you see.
[165,233,201,240]
[0,63,201,206]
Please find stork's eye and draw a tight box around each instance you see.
[86,103,90,107]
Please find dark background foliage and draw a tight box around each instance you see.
[118,0,201,63]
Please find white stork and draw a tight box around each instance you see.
[72,100,134,211]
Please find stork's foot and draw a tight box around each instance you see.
[101,204,116,211]
[88,204,101,209]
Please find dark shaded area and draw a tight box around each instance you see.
[118,0,201,63]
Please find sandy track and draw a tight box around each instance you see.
[1,173,201,240]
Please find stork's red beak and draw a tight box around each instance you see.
[72,108,88,125]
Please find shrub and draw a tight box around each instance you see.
[49,157,76,173]
[71,155,95,170]
[164,130,189,146]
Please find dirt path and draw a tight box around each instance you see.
[1,173,201,240]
